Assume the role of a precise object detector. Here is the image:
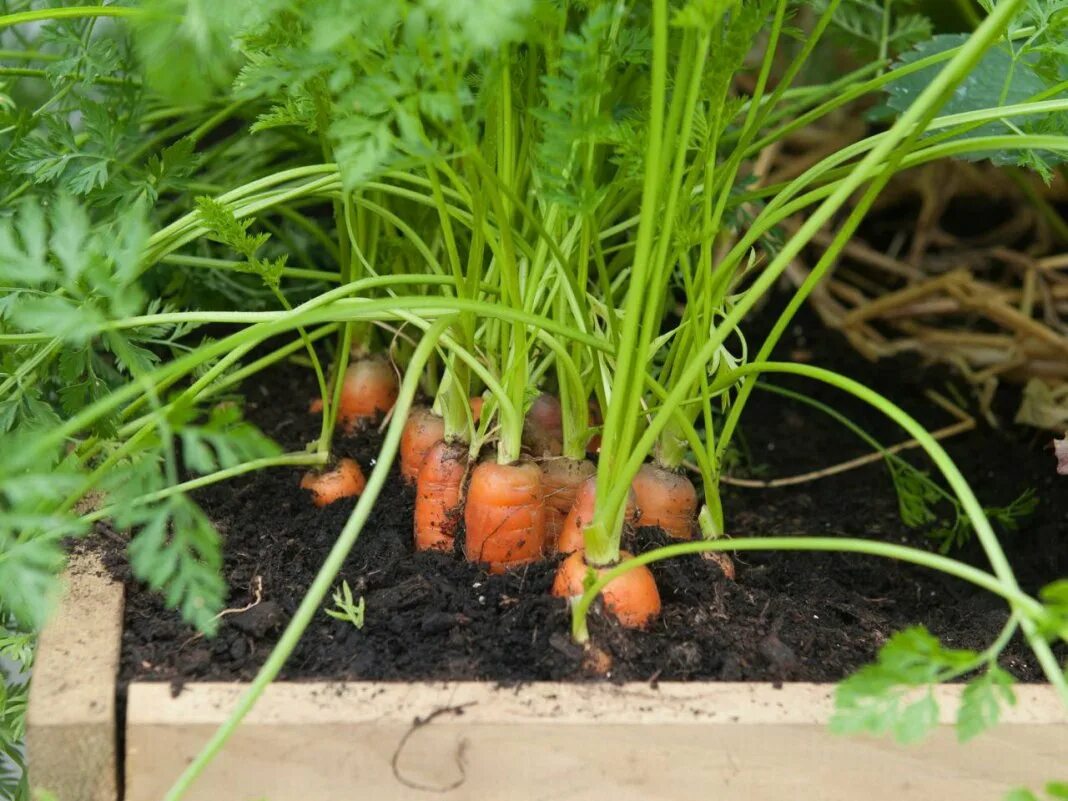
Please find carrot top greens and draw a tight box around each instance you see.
[1,1,1067,799]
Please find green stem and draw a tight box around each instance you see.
[0,6,142,30]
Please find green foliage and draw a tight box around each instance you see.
[1,3,1067,795]
[1006,782,1068,801]
[832,626,1017,745]
[104,401,279,634]
[888,453,1037,552]
[532,3,645,214]
[324,580,366,630]
[0,440,86,630]
[121,490,227,635]
[233,0,535,188]
[0,196,202,441]
[812,0,933,58]
[1037,579,1068,642]
[1,607,33,801]
[195,197,287,291]
[886,25,1068,180]
[132,0,285,104]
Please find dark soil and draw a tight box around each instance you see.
[112,302,1068,688]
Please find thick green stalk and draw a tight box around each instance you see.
[590,0,669,564]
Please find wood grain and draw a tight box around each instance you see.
[26,552,123,801]
[125,681,1068,801]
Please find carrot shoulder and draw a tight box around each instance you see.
[300,458,366,507]
[414,440,467,552]
[463,460,546,572]
[552,550,661,629]
[631,463,697,540]
[401,406,446,484]
[338,358,398,431]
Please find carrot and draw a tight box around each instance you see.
[552,550,661,629]
[540,457,595,552]
[400,406,446,484]
[523,393,563,456]
[463,460,546,572]
[338,358,398,430]
[413,440,467,552]
[557,476,638,555]
[469,395,484,423]
[308,397,324,414]
[630,463,697,540]
[300,458,366,507]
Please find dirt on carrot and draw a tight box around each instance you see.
[414,440,468,552]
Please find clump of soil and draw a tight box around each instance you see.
[113,308,1068,688]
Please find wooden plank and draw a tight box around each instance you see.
[126,681,1068,801]
[26,552,123,801]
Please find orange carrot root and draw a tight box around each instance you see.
[413,440,468,552]
[523,393,563,456]
[556,476,639,555]
[552,550,661,629]
[463,460,546,572]
[400,406,446,484]
[540,457,596,552]
[469,396,484,424]
[300,458,366,507]
[631,463,697,540]
[338,358,398,430]
[308,397,324,414]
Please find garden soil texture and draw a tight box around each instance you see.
[108,304,1068,689]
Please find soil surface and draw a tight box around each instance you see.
[111,302,1068,688]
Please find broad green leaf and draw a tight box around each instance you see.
[887,34,1068,179]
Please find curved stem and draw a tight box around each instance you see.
[572,538,1043,642]
[0,6,141,30]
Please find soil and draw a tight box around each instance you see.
[111,301,1068,689]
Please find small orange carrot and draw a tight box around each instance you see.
[400,406,446,484]
[630,463,697,540]
[540,457,595,552]
[557,477,639,555]
[469,395,484,424]
[308,397,324,414]
[338,358,398,430]
[523,393,563,457]
[552,550,661,629]
[463,460,546,572]
[300,458,366,507]
[413,440,467,552]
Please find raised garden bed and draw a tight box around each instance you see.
[29,557,1068,801]
[27,317,1068,800]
